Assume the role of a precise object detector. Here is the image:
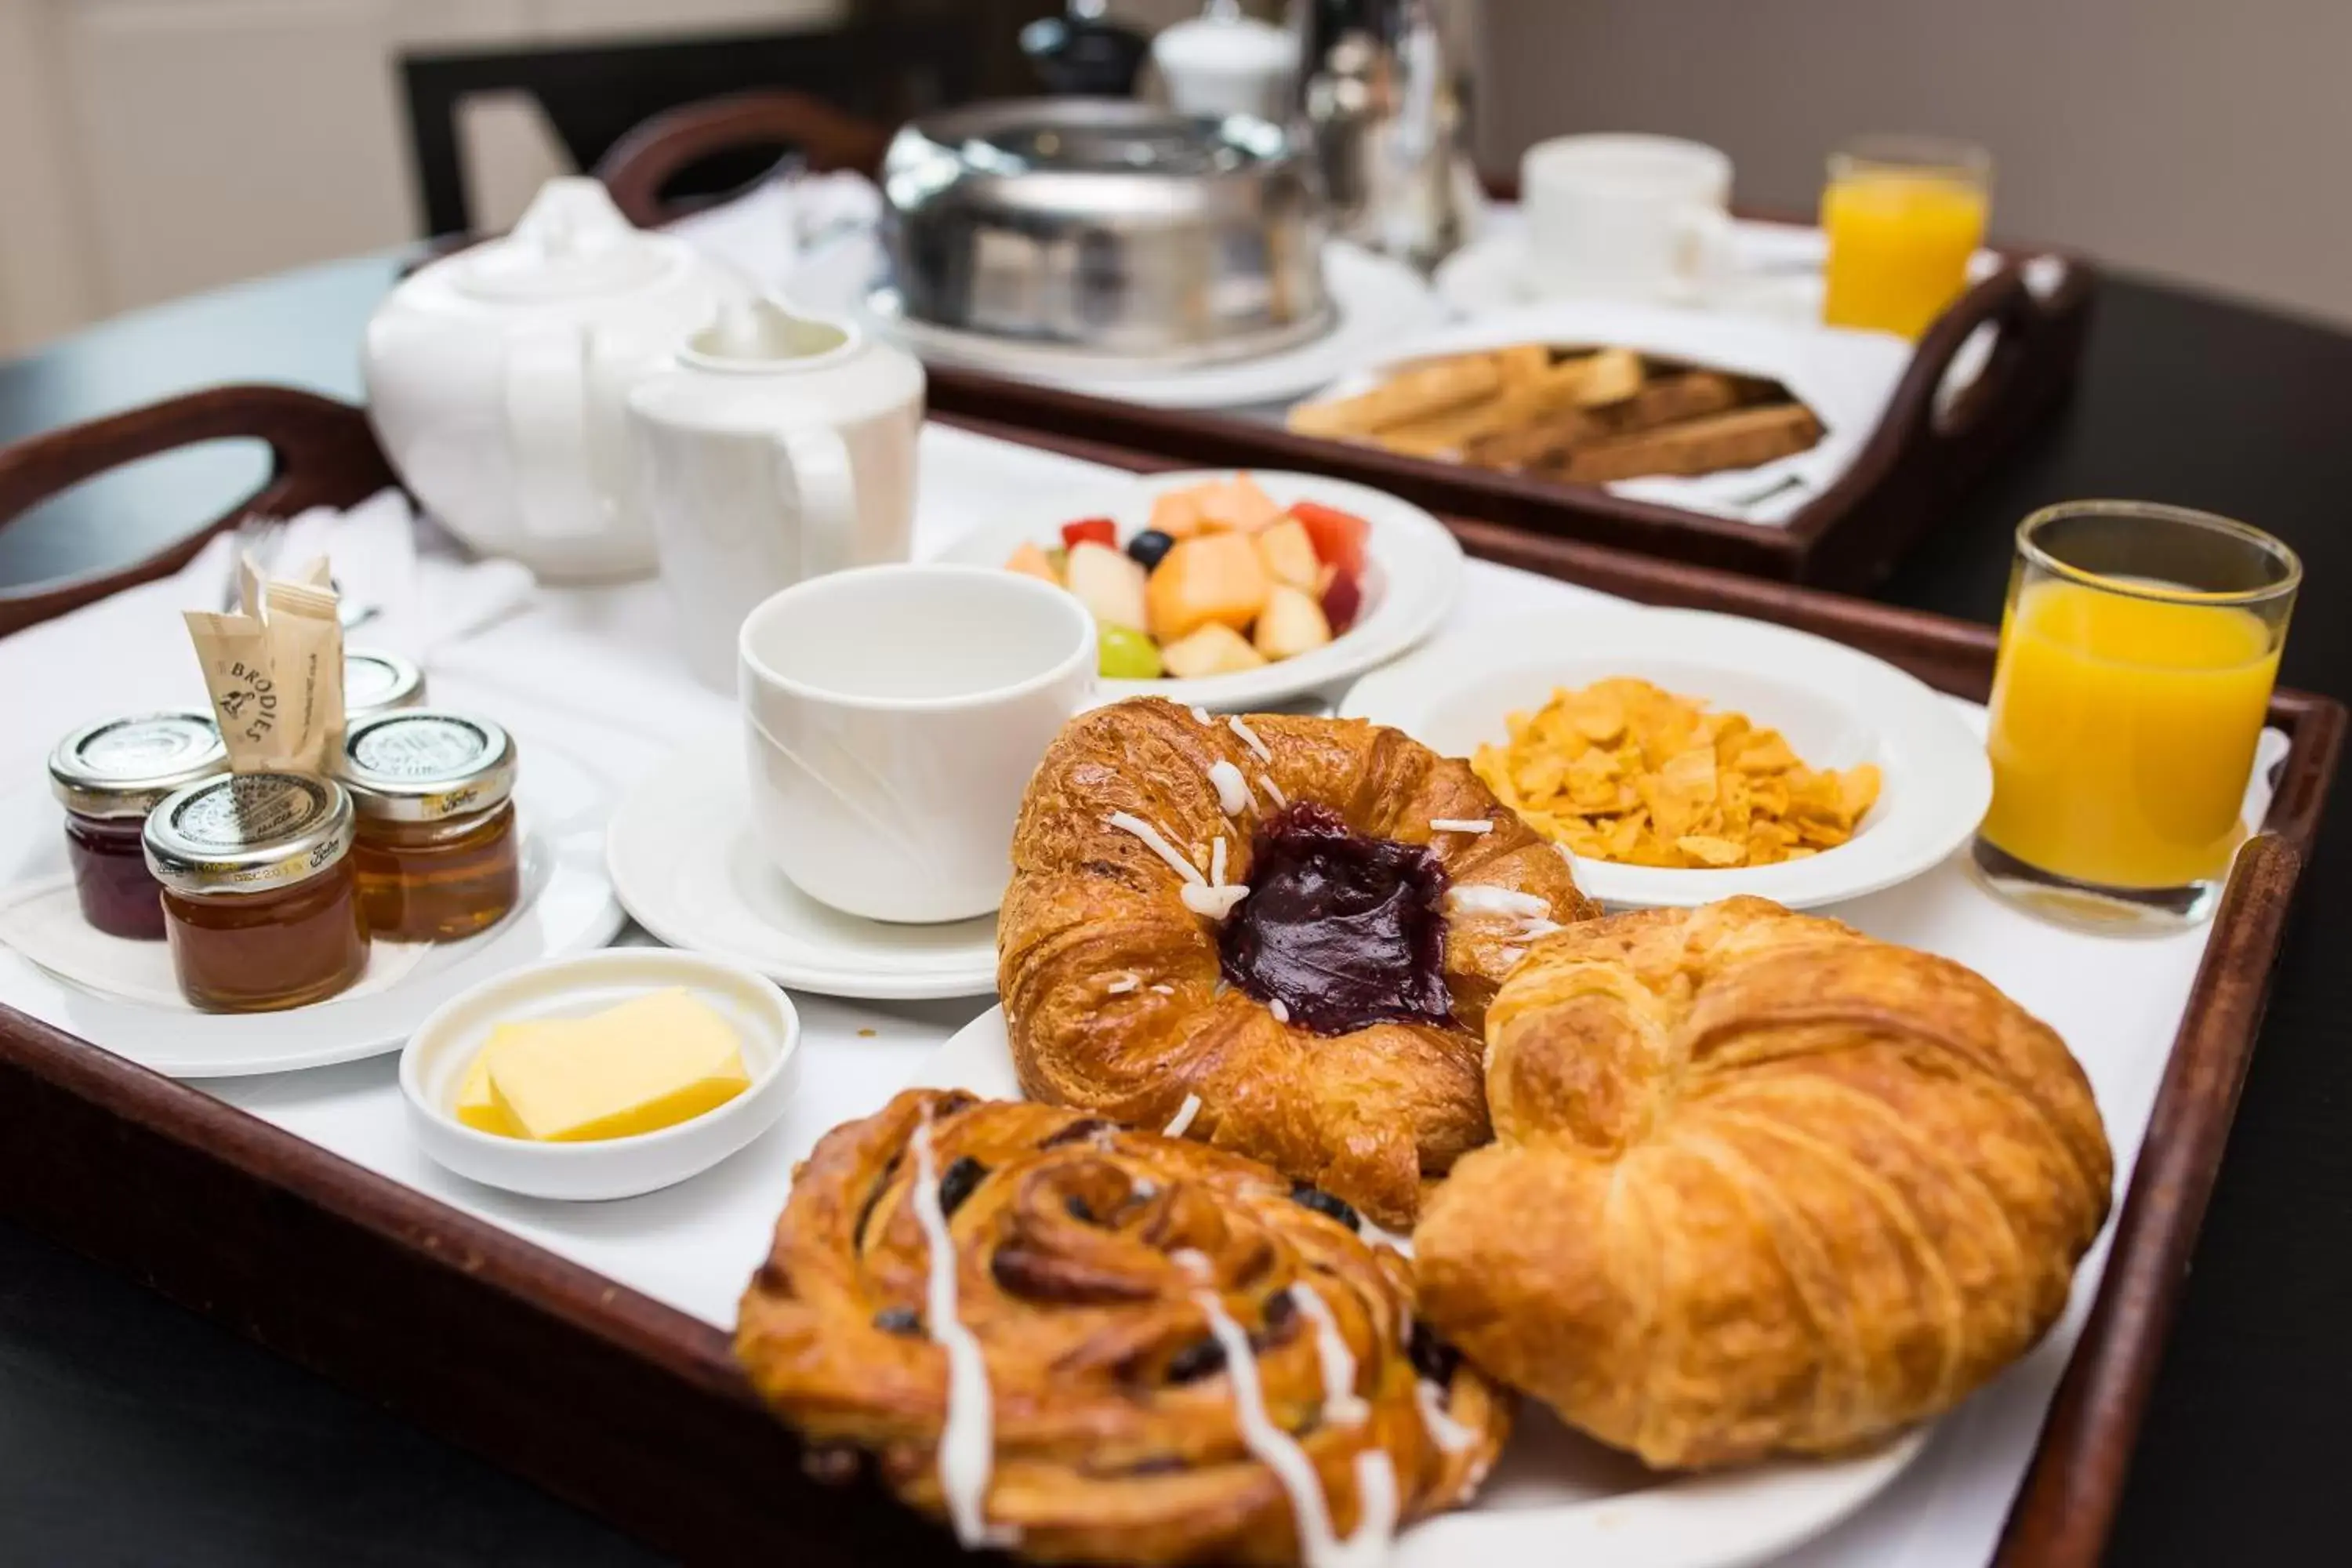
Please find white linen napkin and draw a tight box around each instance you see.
[667,170,884,301]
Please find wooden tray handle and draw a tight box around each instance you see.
[0,386,396,639]
[594,91,895,230]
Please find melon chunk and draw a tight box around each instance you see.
[1254,517,1321,591]
[1252,584,1334,660]
[1065,541,1148,631]
[1149,490,1207,539]
[1005,540,1061,586]
[1146,532,1270,642]
[1193,472,1285,533]
[1161,622,1269,678]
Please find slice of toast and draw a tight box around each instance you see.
[1559,404,1824,484]
[1287,354,1504,438]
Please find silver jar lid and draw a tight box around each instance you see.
[343,648,426,720]
[338,710,517,822]
[49,711,230,818]
[143,773,355,895]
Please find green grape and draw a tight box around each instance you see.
[1098,624,1166,680]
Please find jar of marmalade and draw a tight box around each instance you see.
[343,647,427,723]
[338,710,520,942]
[143,773,369,1012]
[48,712,229,938]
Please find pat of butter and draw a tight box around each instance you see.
[473,989,751,1143]
[454,1047,520,1136]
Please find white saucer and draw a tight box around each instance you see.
[0,742,626,1079]
[1437,227,1830,325]
[1341,607,1991,910]
[935,469,1464,711]
[604,735,1000,1000]
[909,1004,1930,1568]
[803,238,1444,409]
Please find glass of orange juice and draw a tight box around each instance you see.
[1974,501,2299,930]
[1820,135,1991,339]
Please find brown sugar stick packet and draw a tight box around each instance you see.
[184,552,346,774]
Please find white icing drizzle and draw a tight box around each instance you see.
[1181,881,1251,920]
[1428,818,1493,834]
[1227,714,1274,764]
[1108,811,1207,886]
[1105,975,1139,995]
[1261,775,1288,808]
[1357,1218,1414,1257]
[1288,1285,1370,1425]
[1131,1178,1160,1199]
[909,1114,1018,1550]
[1494,946,1526,971]
[1208,759,1257,816]
[1150,982,1175,996]
[1444,885,1552,920]
[1415,1378,1480,1454]
[1163,1093,1203,1138]
[1189,705,1213,725]
[1269,999,1291,1025]
[1210,835,1229,887]
[1194,1290,1400,1568]
[1171,1247,1213,1279]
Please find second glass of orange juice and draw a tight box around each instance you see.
[1974,501,2299,930]
[1821,135,1991,339]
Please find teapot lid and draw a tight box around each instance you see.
[453,178,668,303]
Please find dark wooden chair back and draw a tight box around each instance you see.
[595,92,895,230]
[0,387,396,639]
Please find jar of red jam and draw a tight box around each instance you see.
[47,711,229,938]
[343,646,426,723]
[143,772,369,1012]
[338,710,520,942]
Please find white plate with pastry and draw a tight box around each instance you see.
[604,735,999,1000]
[1340,608,1991,909]
[934,470,1464,713]
[0,743,625,1079]
[908,1005,1933,1568]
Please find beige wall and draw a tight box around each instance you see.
[1471,0,2352,325]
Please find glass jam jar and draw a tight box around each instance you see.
[343,646,426,723]
[48,711,229,939]
[338,710,520,942]
[143,773,369,1012]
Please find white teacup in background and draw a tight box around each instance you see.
[739,564,1096,924]
[1152,5,1297,122]
[1520,134,1736,304]
[629,299,925,688]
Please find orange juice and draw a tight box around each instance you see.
[1980,579,2278,889]
[1821,173,1987,339]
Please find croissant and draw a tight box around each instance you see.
[1414,898,2114,1469]
[737,1091,1508,1566]
[998,699,1596,1230]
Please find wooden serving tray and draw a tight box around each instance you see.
[916,246,2096,594]
[0,387,2334,1568]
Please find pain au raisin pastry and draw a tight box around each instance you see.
[1414,898,2114,1470]
[737,1091,1506,1566]
[998,698,1595,1229]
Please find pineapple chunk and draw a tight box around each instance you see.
[1065,541,1148,630]
[1005,540,1061,586]
[1252,584,1334,660]
[1146,532,1270,642]
[1162,622,1269,678]
[1254,517,1321,591]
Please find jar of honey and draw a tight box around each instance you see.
[338,710,520,942]
[48,712,229,938]
[343,646,427,722]
[143,773,369,1012]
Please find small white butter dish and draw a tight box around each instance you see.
[400,948,800,1200]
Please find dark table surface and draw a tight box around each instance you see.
[2,260,2348,1566]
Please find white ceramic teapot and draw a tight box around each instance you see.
[626,298,925,688]
[362,178,750,582]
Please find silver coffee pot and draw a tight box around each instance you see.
[1290,0,1476,270]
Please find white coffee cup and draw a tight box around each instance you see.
[629,299,925,689]
[1153,13,1297,122]
[1519,134,1735,304]
[739,564,1096,924]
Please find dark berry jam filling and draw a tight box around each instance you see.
[1219,801,1451,1036]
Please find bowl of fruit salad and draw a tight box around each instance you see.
[936,470,1465,710]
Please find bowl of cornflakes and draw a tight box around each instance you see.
[1340,606,1991,909]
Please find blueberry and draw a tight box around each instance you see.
[938,1156,989,1217]
[1260,1290,1298,1334]
[1164,1338,1229,1384]
[873,1306,923,1336]
[1288,1182,1360,1232]
[1408,1321,1463,1387]
[1127,529,1176,571]
[1066,1193,1097,1224]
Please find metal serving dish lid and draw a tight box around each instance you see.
[882,99,1332,361]
[338,710,517,823]
[143,773,355,895]
[49,711,230,818]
